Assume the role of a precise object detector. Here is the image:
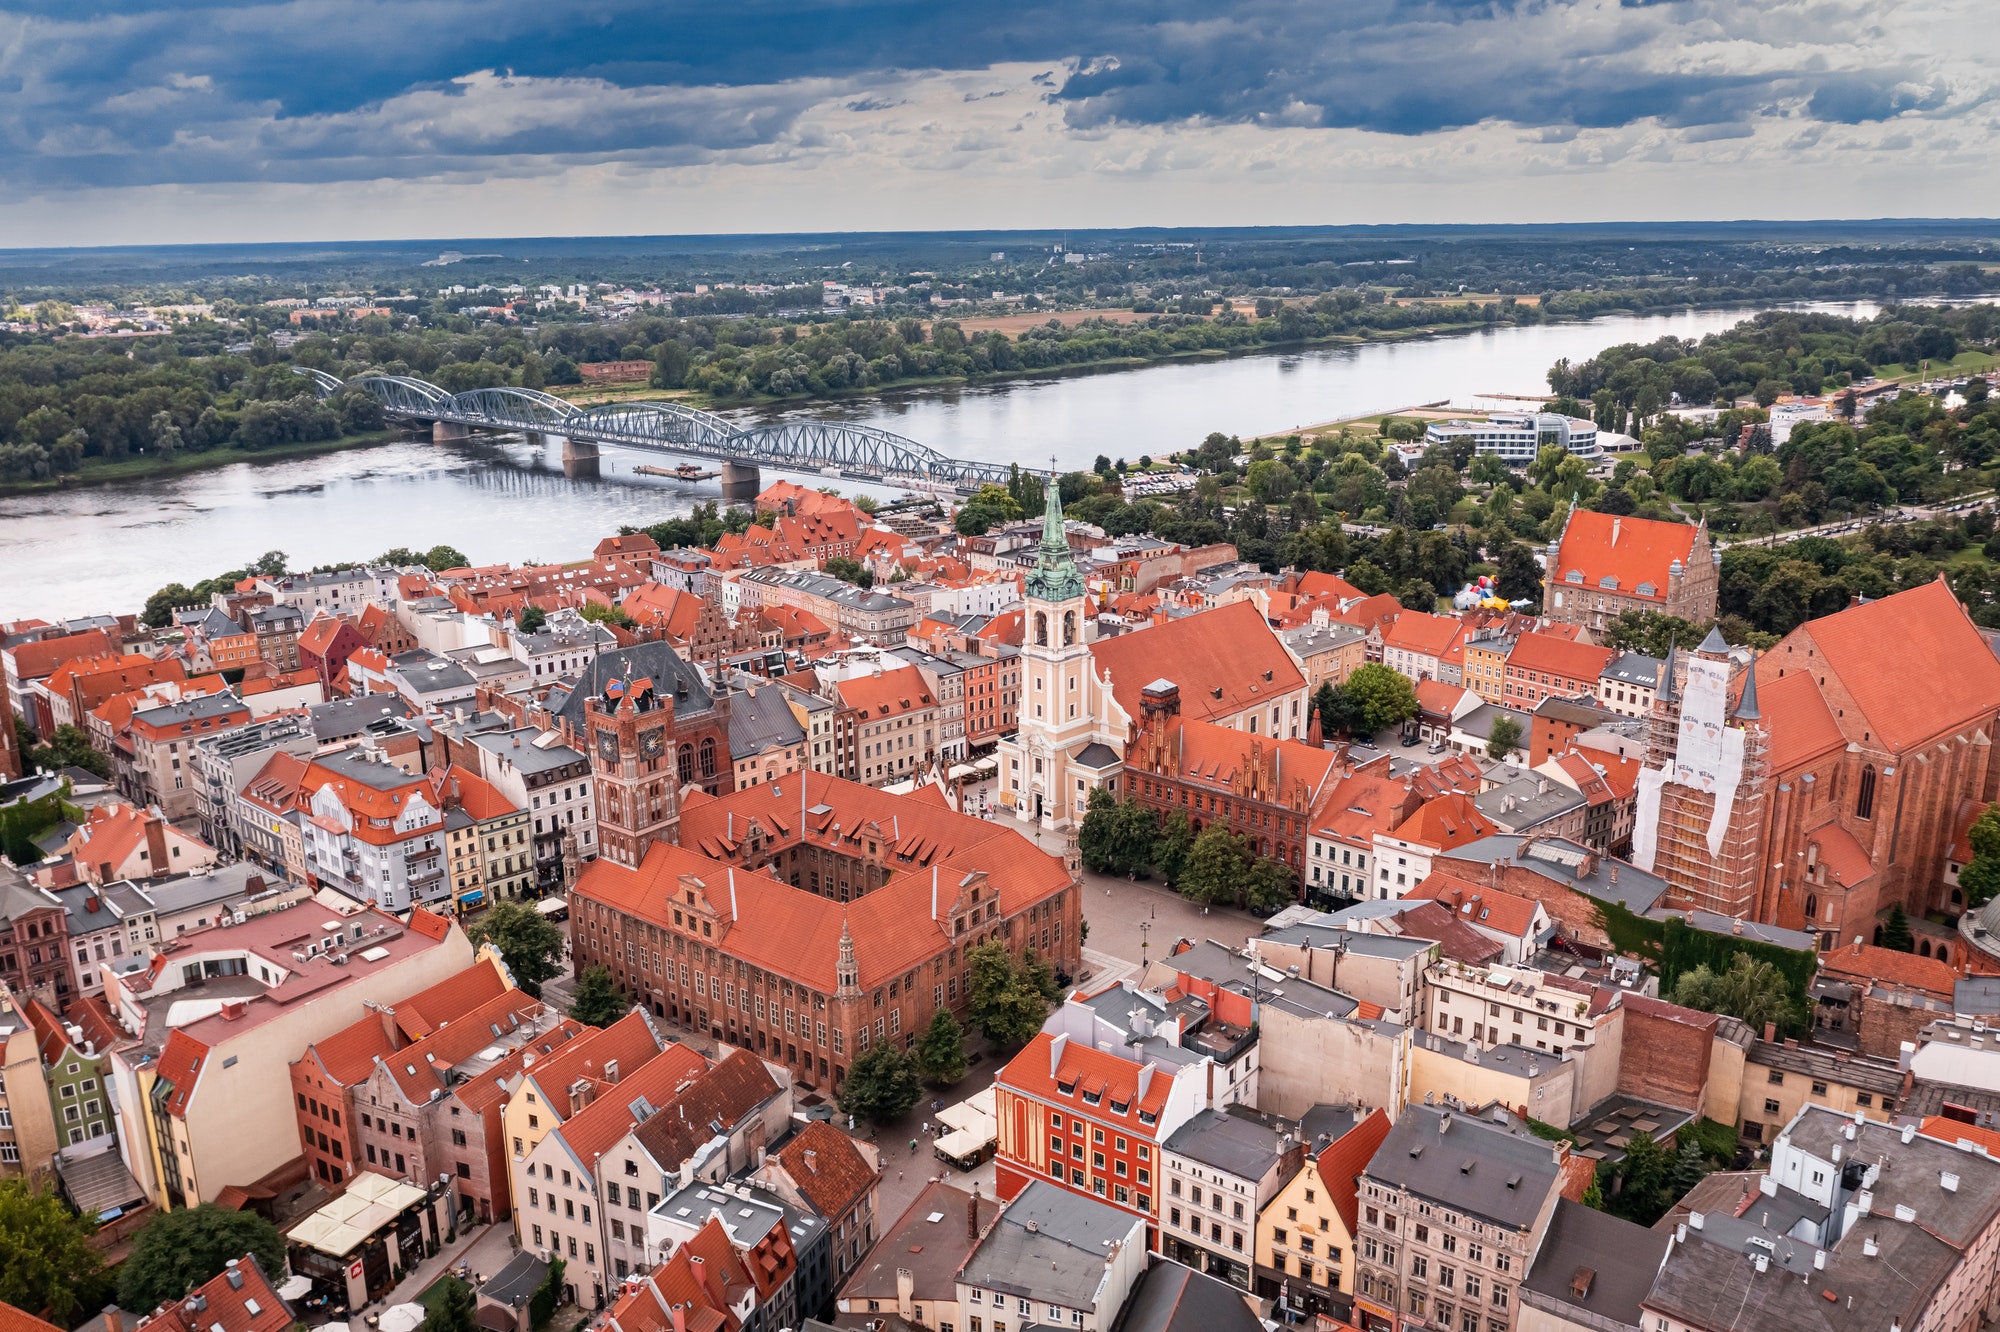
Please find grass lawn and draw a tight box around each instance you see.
[1873,349,2000,382]
[419,1274,468,1323]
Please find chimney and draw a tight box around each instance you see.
[896,1268,915,1319]
[1763,1021,1777,1043]
[969,1184,981,1244]
[569,1078,596,1115]
[103,1308,123,1332]
[604,1059,620,1084]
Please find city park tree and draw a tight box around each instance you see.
[119,1203,283,1312]
[0,1180,106,1325]
[967,941,1056,1049]
[468,902,565,997]
[839,1044,924,1123]
[1487,716,1523,760]
[1336,664,1420,739]
[1957,804,2000,906]
[914,1007,969,1085]
[568,965,630,1026]
[1668,955,1799,1035]
[1078,789,1159,878]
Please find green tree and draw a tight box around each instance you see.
[119,1203,283,1312]
[567,965,629,1027]
[1343,664,1420,738]
[1610,1131,1674,1224]
[839,1044,924,1123]
[1602,610,1709,659]
[427,1277,477,1332]
[954,484,1024,536]
[517,606,548,634]
[1581,1168,1606,1211]
[1244,857,1297,915]
[468,902,565,997]
[1179,824,1249,906]
[1153,810,1196,885]
[823,557,874,588]
[1669,955,1799,1034]
[26,724,110,779]
[1487,716,1523,760]
[0,1180,106,1324]
[1958,805,2000,907]
[1078,787,1120,874]
[1495,542,1543,606]
[652,340,693,390]
[1878,903,1915,952]
[966,941,1051,1048]
[150,409,182,462]
[423,544,470,572]
[913,1006,969,1086]
[530,1257,566,1328]
[578,601,633,628]
[1668,1137,1709,1198]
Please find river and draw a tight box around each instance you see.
[0,302,1886,620]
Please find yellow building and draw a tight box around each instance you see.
[444,766,534,912]
[1252,1109,1390,1317]
[1407,1033,1579,1128]
[1462,634,1513,705]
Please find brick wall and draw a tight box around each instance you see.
[1615,995,1718,1113]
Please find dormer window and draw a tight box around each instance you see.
[1082,1088,1103,1106]
[1597,576,1618,590]
[1138,1109,1158,1125]
[1057,1079,1077,1096]
[1564,570,1583,584]
[1636,582,1656,597]
[1110,1099,1130,1115]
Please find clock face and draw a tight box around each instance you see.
[596,729,620,763]
[640,727,666,761]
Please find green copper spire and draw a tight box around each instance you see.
[1026,462,1084,602]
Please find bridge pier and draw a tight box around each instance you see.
[562,437,601,480]
[432,420,470,442]
[720,461,761,503]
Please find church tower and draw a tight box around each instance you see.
[1008,467,1100,829]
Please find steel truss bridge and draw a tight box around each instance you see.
[295,368,1010,491]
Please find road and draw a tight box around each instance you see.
[1715,493,1996,549]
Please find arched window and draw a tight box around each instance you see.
[1063,610,1077,646]
[699,736,716,779]
[1939,945,1950,964]
[1857,764,1877,819]
[678,744,694,785]
[1920,940,1933,957]
[1805,893,1818,922]
[1035,612,1049,647]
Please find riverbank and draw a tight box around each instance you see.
[0,430,401,498]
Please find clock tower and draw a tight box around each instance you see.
[585,673,681,868]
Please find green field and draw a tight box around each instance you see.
[0,429,399,497]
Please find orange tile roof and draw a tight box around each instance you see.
[444,765,519,822]
[1382,611,1463,658]
[155,1027,210,1118]
[624,583,706,639]
[776,1119,876,1220]
[1414,680,1472,718]
[64,994,125,1053]
[1169,718,1342,806]
[517,1009,667,1112]
[145,1253,293,1332]
[1294,572,1368,603]
[1920,1117,2000,1156]
[1550,511,1698,602]
[0,1302,64,1332]
[1821,941,1958,997]
[395,953,503,1035]
[1331,593,1404,633]
[1807,824,1876,889]
[632,1049,782,1166]
[1783,578,2000,752]
[1753,670,1846,773]
[296,615,354,657]
[1391,792,1498,850]
[45,652,170,699]
[65,803,168,874]
[454,1017,589,1114]
[550,1041,711,1164]
[1318,1107,1392,1240]
[4,628,119,681]
[1315,768,1419,845]
[834,664,935,718]
[997,1031,1174,1135]
[1407,874,1542,938]
[1507,633,1615,681]
[1088,600,1305,727]
[378,988,545,1104]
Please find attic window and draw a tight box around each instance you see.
[1636,582,1656,597]
[1564,571,1583,584]
[1138,1109,1158,1126]
[1109,1099,1130,1115]
[1597,576,1618,590]
[1056,1079,1077,1096]
[1081,1088,1103,1106]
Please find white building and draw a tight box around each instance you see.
[1424,413,1601,464]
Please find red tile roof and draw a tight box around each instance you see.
[454,1017,589,1114]
[1920,1117,2000,1156]
[550,1041,711,1164]
[144,1253,293,1332]
[1318,1107,1393,1240]
[1382,611,1463,658]
[0,1303,64,1332]
[632,1049,782,1166]
[1406,874,1542,938]
[517,1009,668,1114]
[155,1027,211,1119]
[1414,680,1472,719]
[1550,511,1698,602]
[1391,901,1504,965]
[1781,578,2000,752]
[1294,572,1368,603]
[1088,600,1305,728]
[834,664,935,717]
[1507,633,1615,682]
[996,1031,1173,1136]
[1821,941,1958,997]
[4,629,119,682]
[1807,824,1876,889]
[378,988,545,1104]
[1391,792,1497,850]
[775,1119,876,1220]
[444,766,519,822]
[1753,670,1846,773]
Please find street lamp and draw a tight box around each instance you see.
[1140,920,1151,970]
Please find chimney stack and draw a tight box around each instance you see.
[969,1184,981,1244]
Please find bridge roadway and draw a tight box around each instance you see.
[295,367,1013,496]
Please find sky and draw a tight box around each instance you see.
[0,0,1993,247]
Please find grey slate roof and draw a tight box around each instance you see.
[1601,652,1665,687]
[963,1180,1141,1308]
[1111,1260,1263,1332]
[1162,1109,1293,1181]
[307,694,413,740]
[1364,1104,1561,1228]
[1442,835,1670,914]
[1521,1199,1670,1332]
[728,685,807,760]
[556,641,714,730]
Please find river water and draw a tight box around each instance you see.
[0,302,1884,620]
